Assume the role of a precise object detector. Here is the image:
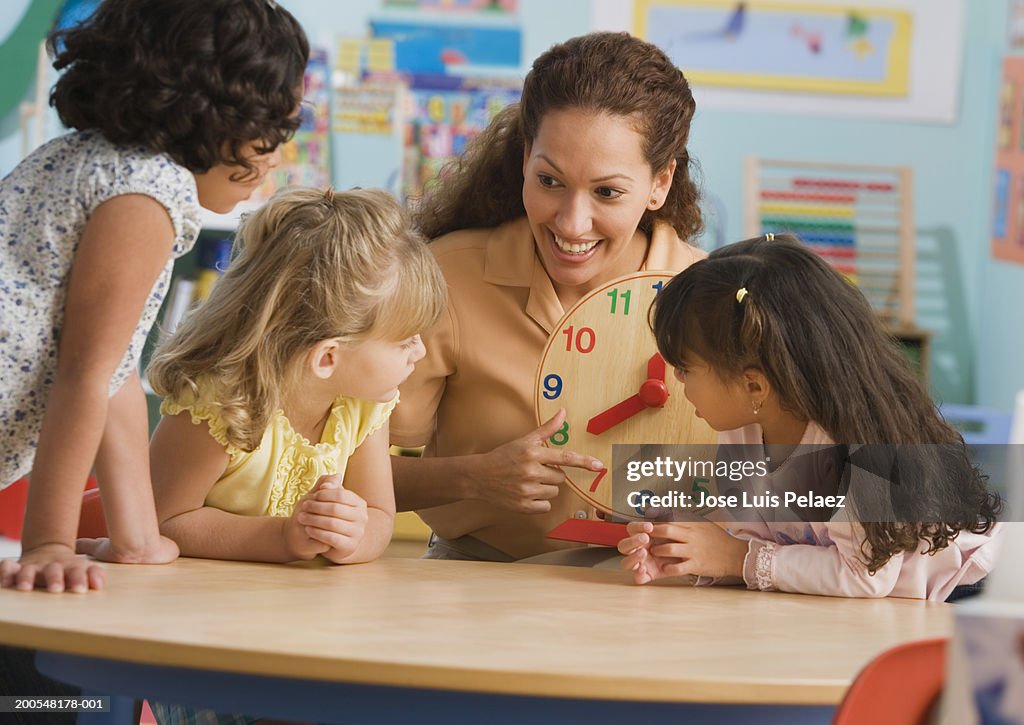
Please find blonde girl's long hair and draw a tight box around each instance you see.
[148,187,447,451]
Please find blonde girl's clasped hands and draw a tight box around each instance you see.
[0,0,309,592]
[283,474,366,564]
[146,187,445,565]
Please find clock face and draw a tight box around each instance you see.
[535,271,716,517]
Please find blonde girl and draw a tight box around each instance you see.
[146,187,446,564]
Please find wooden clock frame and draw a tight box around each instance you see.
[534,271,716,520]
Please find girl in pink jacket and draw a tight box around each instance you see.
[618,233,1001,600]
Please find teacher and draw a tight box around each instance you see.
[391,31,707,561]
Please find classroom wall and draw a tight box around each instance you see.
[687,0,1015,410]
[976,3,1024,412]
[1,0,1021,409]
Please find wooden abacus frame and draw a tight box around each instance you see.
[744,157,916,328]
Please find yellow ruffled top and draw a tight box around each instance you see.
[161,380,398,517]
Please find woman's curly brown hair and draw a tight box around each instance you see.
[48,0,309,178]
[415,32,702,243]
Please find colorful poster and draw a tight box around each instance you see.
[253,47,331,201]
[336,37,395,74]
[994,169,1010,241]
[993,57,1024,265]
[633,0,911,96]
[401,73,520,201]
[1000,79,1016,151]
[370,20,521,74]
[333,83,401,135]
[383,0,516,11]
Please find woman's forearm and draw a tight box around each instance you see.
[391,453,480,511]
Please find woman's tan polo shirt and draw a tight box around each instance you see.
[391,216,706,559]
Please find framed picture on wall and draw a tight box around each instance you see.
[592,0,966,123]
[633,0,911,97]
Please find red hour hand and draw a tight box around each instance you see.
[586,394,647,435]
[586,353,671,436]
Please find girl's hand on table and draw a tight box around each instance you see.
[1,543,106,593]
[618,521,747,584]
[76,535,179,564]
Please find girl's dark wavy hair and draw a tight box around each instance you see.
[414,32,702,243]
[48,0,309,177]
[651,234,1001,574]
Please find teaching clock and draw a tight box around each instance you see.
[535,271,716,518]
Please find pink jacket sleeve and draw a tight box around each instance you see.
[740,518,903,598]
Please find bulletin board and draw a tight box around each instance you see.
[401,74,521,200]
[634,0,911,96]
[592,0,965,123]
[252,48,331,202]
[992,57,1024,265]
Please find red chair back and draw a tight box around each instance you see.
[0,479,29,540]
[78,487,107,538]
[0,478,104,541]
[833,638,948,725]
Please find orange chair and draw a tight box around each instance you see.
[833,638,948,725]
[78,486,107,538]
[0,479,29,540]
[0,478,106,541]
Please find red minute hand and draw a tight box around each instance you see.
[648,353,666,381]
[586,394,647,435]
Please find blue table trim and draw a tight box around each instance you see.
[36,651,836,724]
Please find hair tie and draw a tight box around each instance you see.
[764,233,775,241]
[736,287,749,303]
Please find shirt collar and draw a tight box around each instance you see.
[482,217,685,334]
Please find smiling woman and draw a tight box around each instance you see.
[390,31,708,562]
[522,109,675,303]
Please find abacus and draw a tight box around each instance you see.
[744,157,915,328]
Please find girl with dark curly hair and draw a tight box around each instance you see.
[390,32,707,563]
[0,0,309,595]
[618,234,1001,601]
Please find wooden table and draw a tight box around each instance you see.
[0,557,951,724]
